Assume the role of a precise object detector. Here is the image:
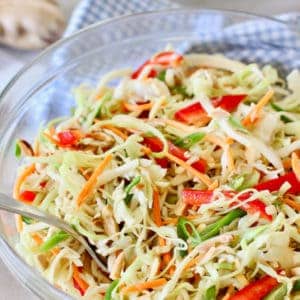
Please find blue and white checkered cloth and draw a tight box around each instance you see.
[64,0,300,71]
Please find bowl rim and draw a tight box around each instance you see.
[0,7,298,299]
[0,7,297,104]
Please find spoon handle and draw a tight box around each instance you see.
[0,192,107,272]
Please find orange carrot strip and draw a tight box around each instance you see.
[163,119,198,133]
[102,125,128,140]
[123,101,153,112]
[165,152,212,187]
[77,154,112,206]
[242,89,274,126]
[15,215,23,232]
[282,197,300,212]
[153,189,162,226]
[292,152,300,181]
[13,164,36,200]
[121,278,167,294]
[32,233,43,245]
[72,264,89,293]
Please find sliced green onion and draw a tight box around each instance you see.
[228,115,248,133]
[166,194,178,204]
[174,132,205,149]
[21,216,33,225]
[199,209,246,241]
[203,286,216,300]
[172,85,188,97]
[218,262,235,271]
[280,115,293,123]
[157,70,166,82]
[124,176,141,205]
[263,283,287,300]
[96,91,113,118]
[229,171,260,191]
[105,279,119,300]
[270,102,283,112]
[38,230,69,253]
[293,280,300,292]
[15,141,21,158]
[177,217,201,246]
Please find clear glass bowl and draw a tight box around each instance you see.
[0,8,299,299]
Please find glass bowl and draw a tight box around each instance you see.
[0,8,299,299]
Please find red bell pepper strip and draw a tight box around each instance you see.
[174,94,247,124]
[143,137,207,172]
[19,190,36,202]
[255,172,300,194]
[181,189,272,221]
[228,275,278,300]
[212,94,247,112]
[57,130,79,146]
[73,278,85,296]
[131,51,183,79]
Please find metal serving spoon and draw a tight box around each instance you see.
[0,192,107,272]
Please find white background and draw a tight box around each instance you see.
[0,0,299,299]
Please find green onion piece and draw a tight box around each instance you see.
[172,85,188,97]
[263,283,287,300]
[228,116,248,133]
[157,70,166,82]
[125,176,141,194]
[38,230,69,253]
[96,91,112,118]
[203,286,216,300]
[217,262,235,271]
[22,216,33,225]
[280,115,293,123]
[124,194,134,206]
[229,171,260,191]
[293,280,300,292]
[105,279,119,300]
[166,194,178,204]
[270,102,283,112]
[124,176,141,205]
[174,132,205,149]
[15,141,21,158]
[199,209,246,241]
[177,217,202,246]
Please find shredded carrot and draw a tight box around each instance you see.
[141,145,152,155]
[163,119,198,133]
[121,278,167,294]
[153,189,162,226]
[123,101,153,112]
[183,254,204,270]
[292,152,300,181]
[282,197,300,212]
[165,152,212,187]
[102,125,128,140]
[79,167,90,180]
[15,215,23,232]
[13,164,36,200]
[77,154,112,206]
[283,157,292,170]
[242,89,274,126]
[32,233,43,245]
[72,264,89,293]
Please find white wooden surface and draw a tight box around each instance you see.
[0,0,299,299]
